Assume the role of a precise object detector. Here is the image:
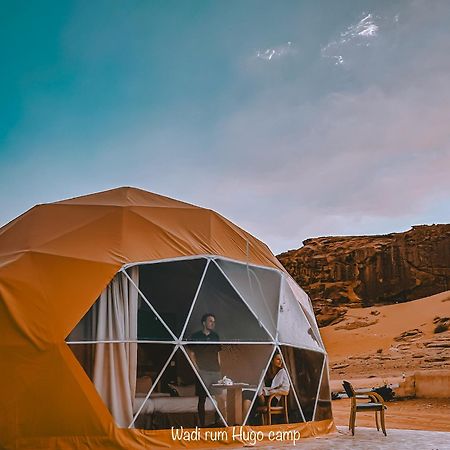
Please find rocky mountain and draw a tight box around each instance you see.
[277,224,450,326]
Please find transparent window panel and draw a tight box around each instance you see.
[280,346,324,422]
[285,276,324,347]
[183,263,271,342]
[67,270,141,342]
[135,343,176,399]
[314,360,332,421]
[185,343,274,425]
[278,279,322,350]
[242,347,300,426]
[215,259,280,339]
[137,294,174,341]
[134,348,225,430]
[68,342,139,428]
[137,259,207,338]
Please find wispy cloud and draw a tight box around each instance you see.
[255,41,294,61]
[321,12,386,66]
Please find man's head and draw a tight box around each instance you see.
[201,313,216,333]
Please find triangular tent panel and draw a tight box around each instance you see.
[182,262,271,342]
[278,279,322,350]
[280,346,324,422]
[215,259,280,339]
[67,270,174,342]
[185,343,275,426]
[285,276,324,347]
[131,343,178,426]
[136,258,207,338]
[276,347,306,424]
[314,361,333,421]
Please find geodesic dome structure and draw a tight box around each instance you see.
[0,187,333,449]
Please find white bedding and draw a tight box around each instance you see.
[134,395,215,415]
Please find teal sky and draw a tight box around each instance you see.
[1,1,449,253]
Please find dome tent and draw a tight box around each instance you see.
[0,187,333,449]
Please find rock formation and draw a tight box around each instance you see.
[277,225,450,322]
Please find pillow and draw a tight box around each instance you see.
[167,383,196,397]
[136,375,152,394]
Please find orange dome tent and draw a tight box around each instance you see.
[0,187,334,449]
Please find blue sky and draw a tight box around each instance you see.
[1,1,449,253]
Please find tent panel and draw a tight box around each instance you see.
[185,343,274,426]
[280,346,324,422]
[67,271,173,342]
[285,276,324,347]
[314,359,333,421]
[215,259,280,338]
[137,258,207,338]
[182,263,271,342]
[278,279,322,350]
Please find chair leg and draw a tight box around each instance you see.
[380,409,387,436]
[268,411,272,426]
[375,411,379,431]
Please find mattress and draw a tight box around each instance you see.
[133,395,215,415]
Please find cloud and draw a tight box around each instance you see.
[255,42,295,61]
[202,5,450,251]
[321,12,390,66]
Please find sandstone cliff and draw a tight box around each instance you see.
[277,224,450,325]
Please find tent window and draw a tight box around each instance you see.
[215,259,280,339]
[66,256,330,429]
[280,346,324,422]
[182,262,272,342]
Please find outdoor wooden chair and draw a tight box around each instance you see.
[256,392,289,425]
[342,380,387,436]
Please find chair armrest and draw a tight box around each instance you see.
[276,390,289,397]
[355,392,386,408]
[367,392,386,405]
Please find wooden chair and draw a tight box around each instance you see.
[342,380,387,436]
[256,392,289,425]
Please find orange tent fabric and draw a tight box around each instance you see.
[0,187,333,449]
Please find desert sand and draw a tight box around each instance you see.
[322,290,450,377]
[321,290,450,432]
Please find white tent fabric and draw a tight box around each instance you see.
[278,278,322,350]
[286,276,324,348]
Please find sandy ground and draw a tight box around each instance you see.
[318,290,450,432]
[332,398,450,432]
[321,290,450,378]
[263,427,450,450]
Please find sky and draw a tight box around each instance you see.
[1,0,449,254]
